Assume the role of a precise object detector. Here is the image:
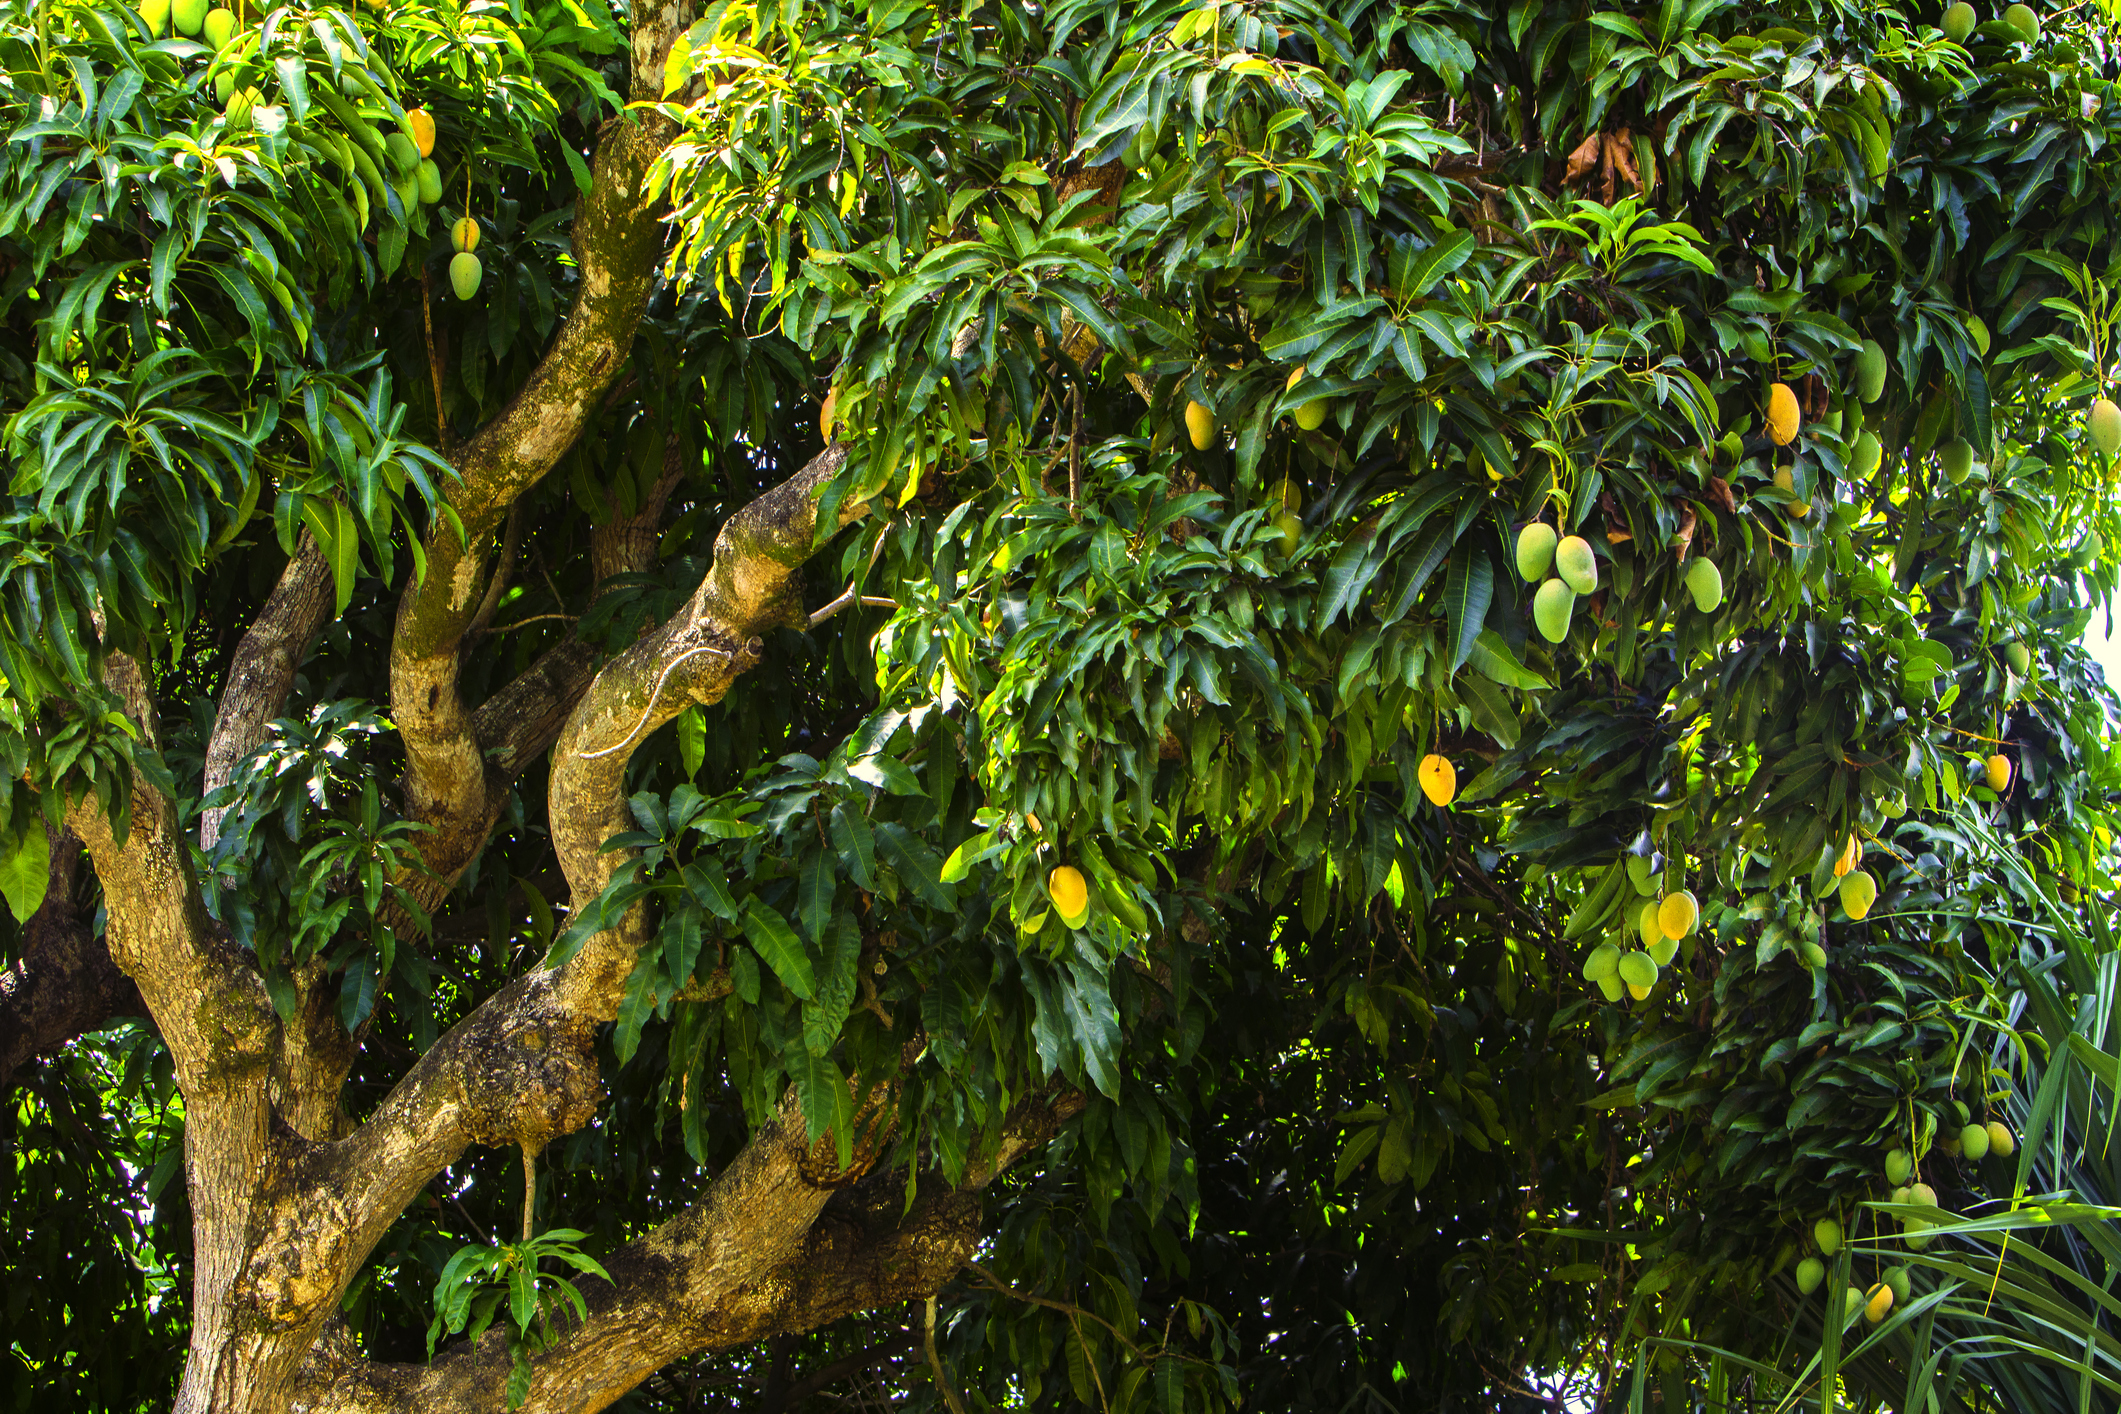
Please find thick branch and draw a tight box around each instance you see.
[547,443,855,1012]
[391,4,693,846]
[70,658,274,1088]
[289,1090,1083,1414]
[0,832,143,1090]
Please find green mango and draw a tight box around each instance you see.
[172,0,207,36]
[448,250,483,300]
[1854,338,1888,403]
[1554,534,1598,594]
[1532,578,1575,643]
[1516,522,1557,582]
[1685,556,1723,612]
[1942,1,1976,40]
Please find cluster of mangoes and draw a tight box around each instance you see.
[449,215,483,299]
[1579,855,1698,1001]
[1791,1119,2018,1322]
[1513,521,1596,642]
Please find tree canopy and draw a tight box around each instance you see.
[8,0,2121,1411]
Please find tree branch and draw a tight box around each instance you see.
[0,831,144,1091]
[390,1,695,855]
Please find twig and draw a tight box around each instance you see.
[421,266,450,450]
[488,612,580,633]
[924,1296,966,1414]
[520,1142,535,1242]
[1068,383,1084,519]
[809,584,897,626]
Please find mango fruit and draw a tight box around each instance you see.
[1627,981,1652,1001]
[416,158,442,205]
[1834,832,1861,878]
[1987,1120,2016,1155]
[1855,338,1888,403]
[1940,437,1974,483]
[1800,939,1829,969]
[402,106,436,158]
[1943,1,1977,39]
[2005,640,2031,674]
[1532,578,1575,643]
[1839,868,1877,920]
[1885,1147,1913,1185]
[1685,556,1722,612]
[385,131,420,176]
[1418,753,1456,807]
[1554,535,1598,594]
[1048,865,1089,926]
[1648,935,1678,967]
[224,85,258,130]
[173,0,207,35]
[1959,1122,1990,1160]
[1985,753,2012,792]
[819,387,838,441]
[1850,429,1882,479]
[1864,1282,1894,1322]
[1767,381,1800,445]
[1815,1217,1843,1255]
[1516,521,1557,582]
[1272,511,1302,556]
[1773,467,1810,517]
[1885,1266,1912,1306]
[1658,890,1699,940]
[201,5,234,47]
[2003,2,2039,42]
[451,216,481,253]
[2091,397,2121,455]
[1795,1256,1826,1295]
[1594,973,1624,1001]
[448,250,483,300]
[1183,399,1214,450]
[1617,950,1657,990]
[1293,399,1329,431]
[1638,900,1665,950]
[1968,314,1990,355]
[138,0,170,34]
[1581,943,1622,982]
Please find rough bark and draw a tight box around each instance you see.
[285,1093,1083,1414]
[0,831,143,1090]
[391,41,690,852]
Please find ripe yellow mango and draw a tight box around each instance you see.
[1767,382,1800,445]
[1418,754,1456,807]
[2092,397,2121,456]
[1985,753,2012,792]
[1184,399,1215,450]
[1048,865,1089,925]
[1293,399,1330,431]
[1987,1120,2016,1156]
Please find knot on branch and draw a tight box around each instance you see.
[456,1020,602,1153]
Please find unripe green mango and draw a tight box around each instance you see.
[1685,556,1722,612]
[1960,1122,1990,1160]
[1850,429,1882,479]
[1554,534,1598,594]
[173,0,207,35]
[1795,1256,1825,1294]
[1942,2,1977,40]
[416,157,442,205]
[1293,399,1329,431]
[1839,868,1877,920]
[1532,577,1575,643]
[1854,338,1888,403]
[384,130,420,176]
[201,6,234,47]
[1885,1147,1913,1185]
[1516,521,1557,582]
[2003,2,2039,42]
[1939,437,1974,483]
[448,250,483,300]
[2090,397,2121,455]
[1815,1217,1843,1255]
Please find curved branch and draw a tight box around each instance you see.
[391,3,696,843]
[0,831,143,1091]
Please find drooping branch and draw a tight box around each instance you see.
[0,831,143,1090]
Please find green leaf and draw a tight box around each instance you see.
[1443,549,1494,675]
[742,896,815,999]
[0,815,49,923]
